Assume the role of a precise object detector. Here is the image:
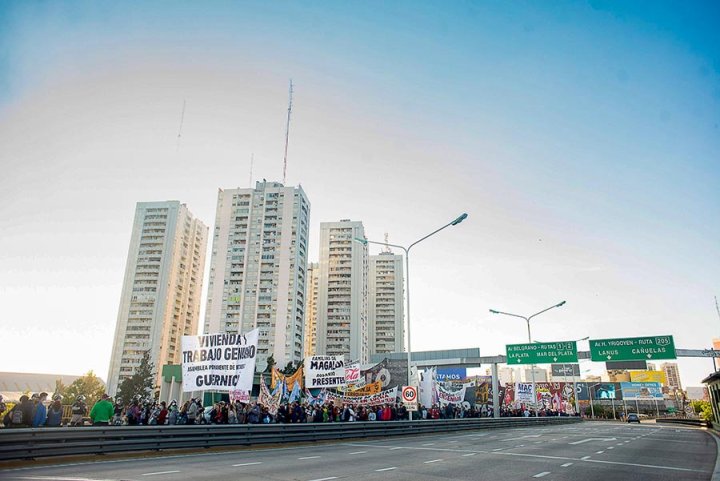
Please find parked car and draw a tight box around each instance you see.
[627,413,640,423]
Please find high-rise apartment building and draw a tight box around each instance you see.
[316,220,369,363]
[661,362,683,391]
[368,252,404,355]
[303,263,319,357]
[204,181,310,368]
[108,201,208,396]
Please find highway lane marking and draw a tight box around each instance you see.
[141,471,180,476]
[422,443,435,446]
[390,447,403,450]
[298,456,321,460]
[596,451,605,454]
[569,437,616,445]
[424,459,443,464]
[14,478,118,481]
[462,453,476,457]
[561,463,573,467]
[375,467,397,472]
[533,472,551,478]
[492,448,504,451]
[348,451,367,455]
[607,447,614,450]
[232,462,262,467]
[307,477,338,481]
[581,456,592,460]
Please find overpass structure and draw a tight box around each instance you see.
[374,347,720,418]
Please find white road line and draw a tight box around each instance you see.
[422,443,435,446]
[581,456,592,460]
[348,451,367,455]
[616,443,623,446]
[492,448,504,451]
[462,453,476,457]
[307,477,338,481]
[298,456,321,460]
[607,447,614,450]
[561,463,573,467]
[141,471,180,477]
[376,467,397,472]
[533,472,551,478]
[424,459,443,464]
[232,462,263,467]
[390,447,403,450]
[596,451,605,454]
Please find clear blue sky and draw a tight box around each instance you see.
[0,1,718,387]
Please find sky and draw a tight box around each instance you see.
[0,1,718,389]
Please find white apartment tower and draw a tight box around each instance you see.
[368,252,404,354]
[204,181,310,368]
[661,362,683,391]
[316,220,369,363]
[108,201,208,396]
[303,263,319,358]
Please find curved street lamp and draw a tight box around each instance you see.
[355,213,468,388]
[489,301,566,417]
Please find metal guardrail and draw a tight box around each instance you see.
[0,417,580,461]
[655,418,708,427]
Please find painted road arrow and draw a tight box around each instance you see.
[569,437,617,445]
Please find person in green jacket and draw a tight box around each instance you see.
[90,394,114,426]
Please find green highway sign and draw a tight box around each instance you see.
[589,335,676,362]
[506,341,578,365]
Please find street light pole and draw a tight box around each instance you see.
[489,301,566,417]
[355,213,468,392]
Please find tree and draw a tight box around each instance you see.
[53,379,67,400]
[691,400,714,421]
[116,351,156,402]
[63,371,106,406]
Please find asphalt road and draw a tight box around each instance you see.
[0,421,717,481]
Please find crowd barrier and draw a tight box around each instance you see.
[0,416,580,461]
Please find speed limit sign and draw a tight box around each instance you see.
[402,386,418,410]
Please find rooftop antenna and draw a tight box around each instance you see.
[383,232,392,253]
[176,99,186,152]
[249,153,254,187]
[715,296,720,324]
[282,79,293,185]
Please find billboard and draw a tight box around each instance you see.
[629,370,667,384]
[620,382,663,400]
[551,364,580,377]
[590,382,622,400]
[436,367,467,382]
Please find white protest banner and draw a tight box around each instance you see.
[324,387,398,407]
[514,382,535,404]
[345,360,361,384]
[436,384,467,406]
[181,328,259,392]
[304,355,346,388]
[229,390,250,403]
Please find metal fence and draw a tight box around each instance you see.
[0,417,580,461]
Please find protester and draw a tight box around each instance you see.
[46,394,64,427]
[89,394,114,426]
[70,395,87,426]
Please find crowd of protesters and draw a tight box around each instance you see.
[1,390,574,428]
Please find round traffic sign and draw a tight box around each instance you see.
[402,386,417,403]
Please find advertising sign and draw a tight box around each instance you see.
[629,370,667,384]
[181,329,259,392]
[362,358,408,389]
[506,341,578,364]
[436,368,467,382]
[620,382,663,400]
[345,360,361,384]
[304,356,346,388]
[551,364,580,377]
[590,382,622,400]
[589,335,676,362]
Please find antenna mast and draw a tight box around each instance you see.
[383,232,392,253]
[176,99,186,152]
[715,296,720,323]
[249,153,254,187]
[282,79,293,185]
